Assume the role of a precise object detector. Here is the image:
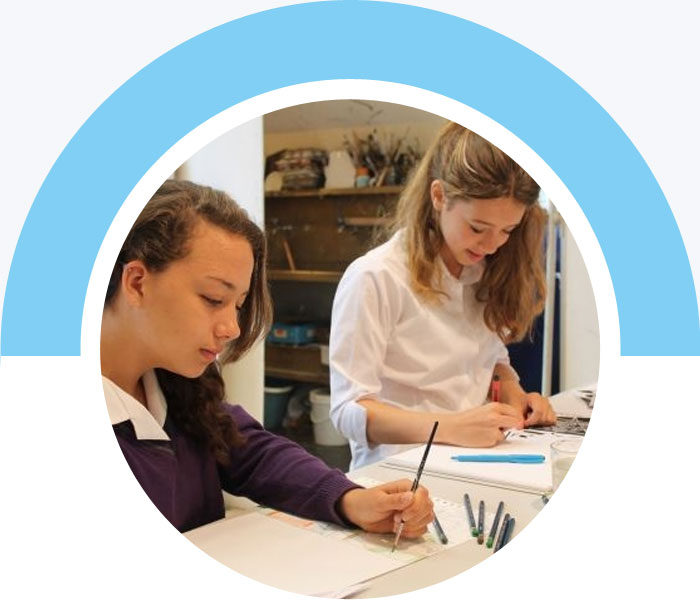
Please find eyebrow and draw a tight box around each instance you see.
[471,219,520,229]
[205,276,235,290]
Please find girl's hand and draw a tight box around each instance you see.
[443,403,525,447]
[338,479,433,538]
[521,392,557,426]
[506,390,557,426]
[500,380,557,427]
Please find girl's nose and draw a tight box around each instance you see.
[215,311,240,341]
[480,230,508,254]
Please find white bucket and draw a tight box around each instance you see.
[309,388,348,446]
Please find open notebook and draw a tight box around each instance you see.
[383,431,580,494]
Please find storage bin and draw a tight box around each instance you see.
[264,380,293,430]
[309,388,348,446]
[267,322,317,345]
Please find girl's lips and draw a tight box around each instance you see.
[466,249,484,262]
[200,349,218,362]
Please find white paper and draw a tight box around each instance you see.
[186,512,403,596]
[185,479,499,596]
[383,433,574,494]
[549,383,597,418]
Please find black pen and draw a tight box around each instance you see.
[432,515,448,545]
[463,493,478,537]
[477,500,485,544]
[493,512,511,552]
[391,421,439,552]
[486,501,504,548]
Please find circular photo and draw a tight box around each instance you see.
[100,100,599,597]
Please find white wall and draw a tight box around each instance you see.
[183,117,266,421]
[559,221,600,388]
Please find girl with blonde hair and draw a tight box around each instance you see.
[330,122,556,469]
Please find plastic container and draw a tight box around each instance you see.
[267,322,317,345]
[264,381,293,430]
[309,388,348,446]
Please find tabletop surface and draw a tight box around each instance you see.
[347,463,546,597]
[187,459,547,597]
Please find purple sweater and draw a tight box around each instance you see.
[113,403,360,532]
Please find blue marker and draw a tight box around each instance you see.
[451,454,545,464]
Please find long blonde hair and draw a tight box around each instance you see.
[391,122,546,343]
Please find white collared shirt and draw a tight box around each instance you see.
[102,370,170,441]
[329,232,515,469]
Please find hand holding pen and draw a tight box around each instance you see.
[338,480,433,537]
[392,421,439,552]
[491,373,556,428]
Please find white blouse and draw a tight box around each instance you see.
[329,232,515,469]
[102,370,169,440]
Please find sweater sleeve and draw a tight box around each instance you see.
[218,404,361,526]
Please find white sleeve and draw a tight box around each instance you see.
[494,338,520,381]
[329,262,394,447]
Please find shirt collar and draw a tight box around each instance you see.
[102,370,170,441]
[393,229,484,288]
[437,253,485,288]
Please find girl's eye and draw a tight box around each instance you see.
[201,295,223,307]
[469,225,484,234]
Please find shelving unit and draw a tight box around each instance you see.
[268,269,343,283]
[264,185,401,385]
[265,185,403,199]
[265,186,399,275]
[265,343,329,384]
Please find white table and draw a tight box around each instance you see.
[347,462,545,597]
[186,461,546,597]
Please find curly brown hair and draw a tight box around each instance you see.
[105,179,273,464]
[391,122,546,343]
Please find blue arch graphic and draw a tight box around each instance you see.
[2,1,698,355]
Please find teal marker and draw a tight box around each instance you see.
[451,454,545,464]
[493,512,511,552]
[432,515,448,545]
[463,493,478,537]
[486,501,504,548]
[477,500,485,544]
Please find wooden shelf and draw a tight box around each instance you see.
[265,185,402,199]
[265,343,329,385]
[342,216,392,227]
[268,269,343,283]
[265,367,329,385]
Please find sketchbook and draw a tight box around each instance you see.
[383,431,579,494]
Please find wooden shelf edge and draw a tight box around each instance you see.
[265,368,329,385]
[268,269,343,283]
[265,185,402,199]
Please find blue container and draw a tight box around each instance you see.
[263,381,293,430]
[267,322,317,345]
